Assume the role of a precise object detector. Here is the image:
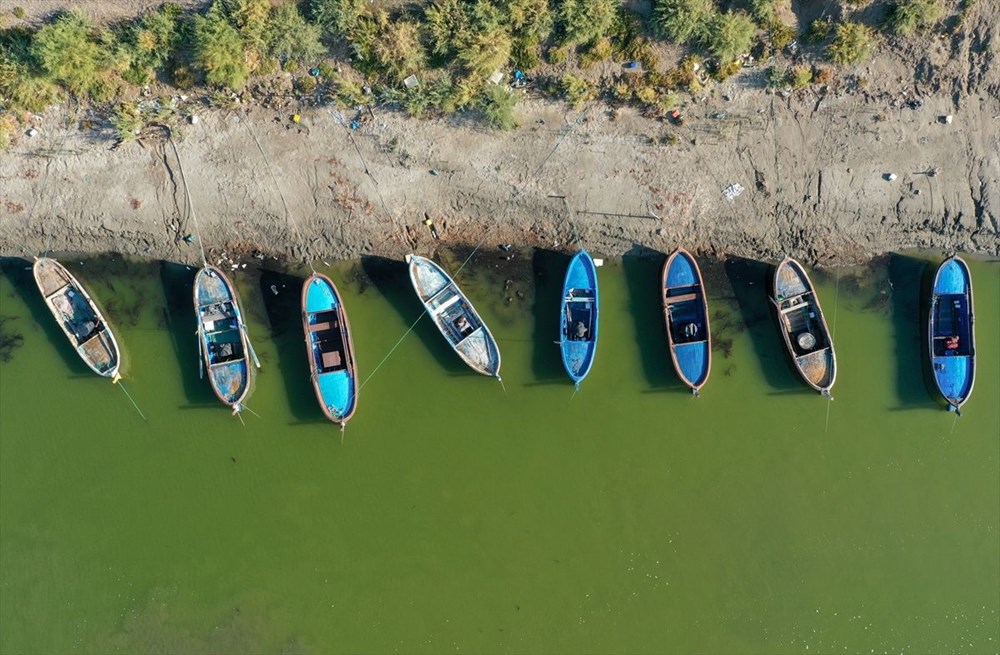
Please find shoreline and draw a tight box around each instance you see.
[2,88,998,268]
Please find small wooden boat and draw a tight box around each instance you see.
[771,257,836,397]
[302,272,358,425]
[662,248,711,394]
[194,266,255,411]
[33,257,121,381]
[560,250,598,387]
[928,256,976,414]
[406,254,501,378]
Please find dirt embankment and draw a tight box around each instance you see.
[1,7,998,267]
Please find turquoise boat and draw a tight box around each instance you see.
[194,266,255,412]
[302,272,358,425]
[662,248,711,395]
[929,256,976,414]
[560,250,599,388]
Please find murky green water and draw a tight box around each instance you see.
[1,251,997,654]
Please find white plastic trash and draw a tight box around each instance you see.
[593,258,604,267]
[403,75,419,89]
[488,71,504,85]
[722,183,745,201]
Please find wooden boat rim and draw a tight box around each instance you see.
[301,271,359,424]
[661,248,712,392]
[194,265,252,408]
[771,257,837,393]
[32,257,122,379]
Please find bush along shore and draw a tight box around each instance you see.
[0,0,968,148]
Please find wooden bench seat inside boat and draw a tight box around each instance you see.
[322,351,342,369]
[665,292,698,303]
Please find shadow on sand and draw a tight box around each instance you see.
[258,269,329,424]
[359,255,472,377]
[529,249,571,386]
[621,248,687,392]
[159,261,221,407]
[1,257,93,377]
[724,255,810,395]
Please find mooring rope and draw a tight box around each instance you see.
[238,113,291,228]
[166,133,208,268]
[117,381,147,421]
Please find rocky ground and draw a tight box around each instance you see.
[1,3,998,268]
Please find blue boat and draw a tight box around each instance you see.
[302,272,358,425]
[560,250,599,387]
[662,248,711,395]
[929,256,976,414]
[194,266,256,413]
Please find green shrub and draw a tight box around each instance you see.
[193,2,250,88]
[578,37,613,69]
[479,83,518,129]
[806,18,833,44]
[295,74,319,94]
[790,64,812,88]
[267,3,324,62]
[458,29,512,77]
[317,60,336,79]
[0,114,14,151]
[424,0,470,58]
[31,11,110,96]
[769,20,795,50]
[119,3,182,85]
[711,58,742,81]
[310,0,367,38]
[749,0,777,26]
[12,7,25,19]
[558,0,617,46]
[546,45,569,64]
[828,21,876,65]
[703,11,755,63]
[353,10,425,80]
[511,37,540,69]
[653,0,715,44]
[765,65,788,88]
[508,0,554,45]
[560,73,594,108]
[111,100,143,141]
[0,54,61,111]
[887,0,943,36]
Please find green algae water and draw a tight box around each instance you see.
[1,251,997,654]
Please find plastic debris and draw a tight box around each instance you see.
[884,173,897,181]
[593,258,604,267]
[291,113,301,123]
[488,70,504,85]
[429,169,438,176]
[942,115,953,124]
[403,75,419,89]
[624,61,639,70]
[26,128,38,137]
[309,68,320,77]
[183,234,196,243]
[723,183,745,201]
[189,115,199,125]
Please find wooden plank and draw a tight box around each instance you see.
[665,292,698,303]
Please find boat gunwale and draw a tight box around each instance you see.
[194,265,252,408]
[406,254,502,377]
[301,271,359,425]
[32,257,122,380]
[770,257,837,393]
[661,248,712,392]
[927,255,976,410]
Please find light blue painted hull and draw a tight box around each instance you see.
[560,250,598,385]
[662,249,710,391]
[929,257,975,411]
[194,266,252,408]
[303,273,358,424]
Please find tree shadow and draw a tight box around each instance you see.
[887,254,938,408]
[258,269,329,423]
[621,247,684,392]
[723,255,808,393]
[159,261,219,406]
[1,256,93,377]
[530,249,571,385]
[359,255,471,377]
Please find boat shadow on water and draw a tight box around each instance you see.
[527,249,571,386]
[724,256,813,395]
[621,248,687,392]
[1,256,92,377]
[887,254,941,410]
[158,261,225,408]
[359,255,473,378]
[258,269,329,424]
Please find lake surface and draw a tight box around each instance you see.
[1,250,997,653]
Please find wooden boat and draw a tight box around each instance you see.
[928,256,976,414]
[406,254,501,378]
[302,272,358,425]
[194,265,255,411]
[662,248,711,395]
[771,257,836,397]
[33,257,121,381]
[560,250,598,387]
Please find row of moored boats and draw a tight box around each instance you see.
[30,250,978,423]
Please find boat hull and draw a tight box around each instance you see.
[771,258,837,394]
[662,248,711,392]
[33,257,121,379]
[194,266,253,408]
[928,256,975,412]
[560,250,598,385]
[407,255,501,377]
[302,272,359,424]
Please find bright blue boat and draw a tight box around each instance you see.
[560,250,598,387]
[662,248,711,395]
[302,272,358,425]
[929,256,976,414]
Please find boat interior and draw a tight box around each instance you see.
[309,310,349,373]
[932,294,973,357]
[563,289,595,342]
[665,286,705,345]
[200,301,245,365]
[49,286,104,346]
[779,293,828,356]
[430,287,480,344]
